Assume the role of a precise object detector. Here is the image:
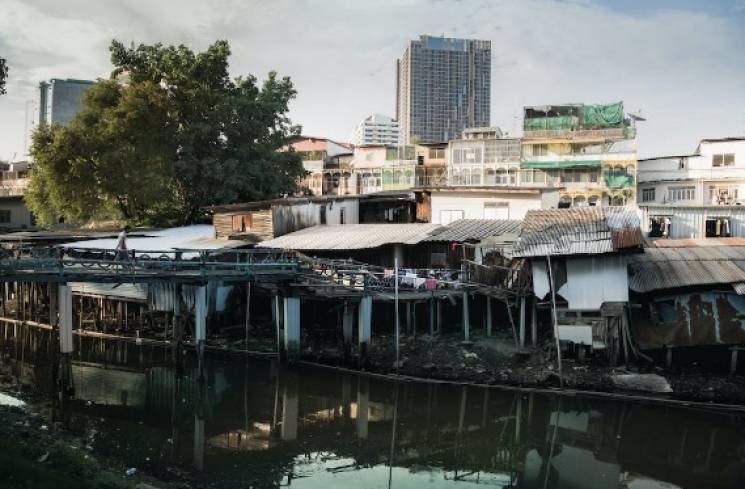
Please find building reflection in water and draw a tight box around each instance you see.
[1,327,745,488]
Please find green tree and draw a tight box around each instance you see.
[0,58,7,95]
[28,40,304,226]
[27,80,176,226]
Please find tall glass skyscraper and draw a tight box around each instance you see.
[38,78,95,126]
[396,35,491,144]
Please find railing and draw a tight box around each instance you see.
[522,127,633,140]
[298,255,529,294]
[0,246,299,278]
[0,178,29,197]
[463,260,531,293]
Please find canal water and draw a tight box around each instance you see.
[2,327,745,489]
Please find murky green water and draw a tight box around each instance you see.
[2,327,745,488]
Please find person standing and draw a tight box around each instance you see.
[115,226,129,260]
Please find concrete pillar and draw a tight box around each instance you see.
[58,284,74,395]
[58,284,73,354]
[342,302,354,363]
[195,286,207,343]
[358,296,372,367]
[274,294,283,357]
[519,296,527,348]
[462,291,470,342]
[281,378,299,441]
[193,415,205,471]
[486,296,493,337]
[283,296,301,359]
[356,378,369,440]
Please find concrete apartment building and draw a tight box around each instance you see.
[638,137,745,239]
[38,78,95,126]
[520,102,638,207]
[396,35,491,144]
[350,114,400,146]
[283,136,353,196]
[0,161,33,229]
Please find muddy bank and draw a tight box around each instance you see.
[300,332,745,405]
[0,377,181,489]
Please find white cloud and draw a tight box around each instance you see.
[0,0,743,160]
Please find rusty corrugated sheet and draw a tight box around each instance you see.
[629,245,745,293]
[423,219,521,242]
[513,207,641,258]
[256,223,442,250]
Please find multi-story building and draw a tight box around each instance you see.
[0,161,33,229]
[638,137,745,239]
[396,35,491,144]
[283,136,353,196]
[38,78,95,126]
[520,102,637,207]
[447,127,521,186]
[351,144,416,194]
[350,114,400,146]
[638,138,745,206]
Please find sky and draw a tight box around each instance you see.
[1,0,744,161]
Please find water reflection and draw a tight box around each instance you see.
[2,327,745,489]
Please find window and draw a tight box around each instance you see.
[440,210,464,225]
[0,210,10,223]
[484,202,508,219]
[654,300,677,323]
[641,188,656,203]
[532,144,548,156]
[706,218,731,238]
[428,148,445,159]
[668,186,695,202]
[712,153,735,167]
[231,213,252,232]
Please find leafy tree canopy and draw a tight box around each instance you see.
[0,58,7,95]
[27,40,303,227]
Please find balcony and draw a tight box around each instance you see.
[0,178,29,197]
[522,127,634,141]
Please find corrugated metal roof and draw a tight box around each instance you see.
[629,245,745,293]
[256,224,443,250]
[512,207,642,258]
[649,237,745,248]
[423,219,521,243]
[69,282,147,301]
[61,225,246,254]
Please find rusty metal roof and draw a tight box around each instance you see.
[512,207,642,258]
[629,245,745,293]
[423,219,521,243]
[256,224,442,250]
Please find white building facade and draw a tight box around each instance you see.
[638,138,745,206]
[350,114,400,146]
[638,138,745,239]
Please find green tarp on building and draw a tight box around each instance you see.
[520,160,601,170]
[582,102,624,128]
[523,115,578,131]
[604,172,634,189]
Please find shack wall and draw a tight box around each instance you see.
[640,204,745,239]
[532,255,628,310]
[631,290,745,349]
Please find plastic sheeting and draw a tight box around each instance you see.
[520,160,601,169]
[582,102,624,128]
[523,115,578,131]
